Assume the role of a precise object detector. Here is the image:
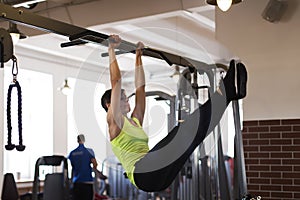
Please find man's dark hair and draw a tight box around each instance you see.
[101,89,125,112]
[77,134,85,143]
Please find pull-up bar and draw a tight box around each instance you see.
[62,30,200,68]
[0,3,215,73]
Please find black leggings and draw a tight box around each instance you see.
[72,182,93,200]
[133,91,228,192]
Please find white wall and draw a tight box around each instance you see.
[216,0,300,120]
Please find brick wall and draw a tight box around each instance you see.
[242,119,300,200]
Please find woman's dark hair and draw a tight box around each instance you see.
[101,89,125,112]
[101,89,112,112]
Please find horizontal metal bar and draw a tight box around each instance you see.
[60,40,88,48]
[0,3,89,37]
[101,50,135,57]
[0,3,215,70]
[69,30,109,42]
[129,91,176,102]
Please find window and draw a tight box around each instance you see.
[67,78,107,165]
[3,68,53,181]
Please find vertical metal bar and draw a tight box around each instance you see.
[184,176,186,200]
[213,128,219,200]
[232,100,248,199]
[0,69,4,192]
[217,125,232,200]
[170,175,179,200]
[212,68,220,200]
[169,97,176,130]
[206,157,211,200]
[192,150,198,200]
[0,40,4,68]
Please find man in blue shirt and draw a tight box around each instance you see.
[68,134,98,200]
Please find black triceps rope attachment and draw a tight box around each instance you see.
[6,55,25,151]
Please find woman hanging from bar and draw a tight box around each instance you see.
[100,34,247,192]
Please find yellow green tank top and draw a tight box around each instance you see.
[110,117,149,186]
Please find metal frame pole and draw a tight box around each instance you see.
[233,100,248,199]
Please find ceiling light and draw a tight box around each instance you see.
[12,0,46,9]
[217,0,232,11]
[206,0,242,12]
[7,22,27,44]
[61,79,71,95]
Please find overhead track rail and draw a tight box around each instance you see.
[0,3,215,73]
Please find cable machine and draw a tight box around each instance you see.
[174,62,248,200]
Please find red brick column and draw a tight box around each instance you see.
[243,119,300,200]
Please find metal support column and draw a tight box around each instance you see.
[217,125,232,200]
[232,100,247,199]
